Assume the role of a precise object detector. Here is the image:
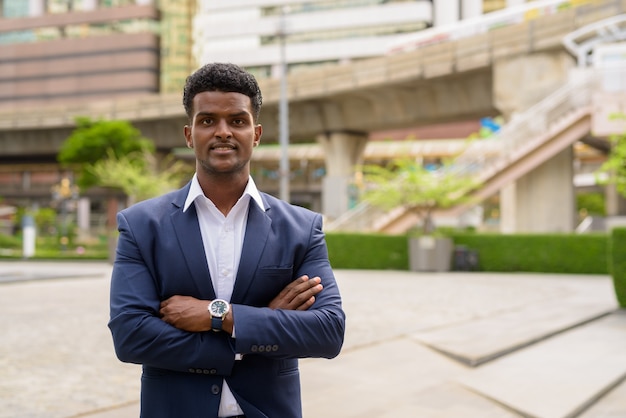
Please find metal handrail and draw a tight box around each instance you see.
[387,0,600,54]
[449,71,594,180]
[562,13,626,67]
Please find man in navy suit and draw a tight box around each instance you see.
[108,62,346,418]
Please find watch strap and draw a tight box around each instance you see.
[211,316,223,332]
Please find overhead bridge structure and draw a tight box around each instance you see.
[328,72,602,233]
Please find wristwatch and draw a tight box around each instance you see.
[208,299,230,332]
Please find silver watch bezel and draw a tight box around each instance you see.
[208,298,229,319]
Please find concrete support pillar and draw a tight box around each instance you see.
[77,197,91,240]
[28,0,45,16]
[462,0,483,19]
[433,0,460,27]
[316,131,368,220]
[493,52,576,119]
[83,0,98,11]
[499,147,576,233]
[605,183,626,216]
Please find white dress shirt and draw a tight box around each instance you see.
[183,173,265,417]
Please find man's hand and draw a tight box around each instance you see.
[269,275,323,311]
[160,295,212,332]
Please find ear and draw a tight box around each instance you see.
[253,124,262,147]
[184,125,193,148]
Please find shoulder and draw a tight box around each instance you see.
[261,192,321,225]
[119,186,188,221]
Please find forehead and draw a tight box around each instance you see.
[192,91,253,116]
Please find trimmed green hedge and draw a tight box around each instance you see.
[450,233,609,274]
[609,227,626,307]
[325,233,408,270]
[325,232,610,274]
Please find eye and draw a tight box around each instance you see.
[232,119,245,126]
[201,117,214,125]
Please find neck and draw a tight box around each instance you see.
[197,171,248,216]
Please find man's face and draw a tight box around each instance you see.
[184,91,262,177]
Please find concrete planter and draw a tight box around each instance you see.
[408,236,453,272]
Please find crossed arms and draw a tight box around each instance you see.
[159,274,324,334]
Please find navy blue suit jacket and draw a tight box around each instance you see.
[108,182,345,418]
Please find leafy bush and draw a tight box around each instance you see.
[0,233,20,248]
[324,232,608,274]
[0,232,109,260]
[450,232,608,274]
[325,233,408,270]
[609,227,626,307]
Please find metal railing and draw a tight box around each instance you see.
[386,0,610,54]
[562,13,626,67]
[449,70,595,181]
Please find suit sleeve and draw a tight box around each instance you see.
[108,211,237,375]
[232,214,346,359]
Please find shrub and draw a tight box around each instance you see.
[609,227,626,307]
[450,232,608,274]
[325,233,407,270]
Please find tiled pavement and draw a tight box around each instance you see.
[0,261,624,418]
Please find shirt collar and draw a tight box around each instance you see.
[183,173,266,213]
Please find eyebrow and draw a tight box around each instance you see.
[195,111,251,118]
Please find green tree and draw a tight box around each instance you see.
[88,150,191,205]
[596,116,626,198]
[57,117,155,189]
[361,158,480,235]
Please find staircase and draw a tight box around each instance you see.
[325,71,595,233]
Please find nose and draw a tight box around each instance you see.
[215,119,232,139]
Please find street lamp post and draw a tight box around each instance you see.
[278,5,290,202]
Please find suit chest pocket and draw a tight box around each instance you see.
[254,266,293,303]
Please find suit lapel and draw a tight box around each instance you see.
[170,187,216,300]
[231,200,271,303]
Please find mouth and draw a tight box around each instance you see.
[211,143,236,151]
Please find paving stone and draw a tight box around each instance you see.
[412,280,618,365]
[457,311,626,418]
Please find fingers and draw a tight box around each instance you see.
[295,295,316,311]
[268,275,323,310]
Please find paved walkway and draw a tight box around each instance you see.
[0,261,624,418]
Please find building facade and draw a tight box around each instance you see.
[193,0,529,79]
[0,0,196,112]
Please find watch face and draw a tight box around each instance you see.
[211,299,229,316]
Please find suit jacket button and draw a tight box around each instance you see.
[258,345,265,352]
[265,345,272,352]
[272,345,279,352]
[211,384,220,395]
[196,368,203,374]
[251,345,258,352]
[210,369,217,374]
[188,368,196,373]
[203,369,210,374]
